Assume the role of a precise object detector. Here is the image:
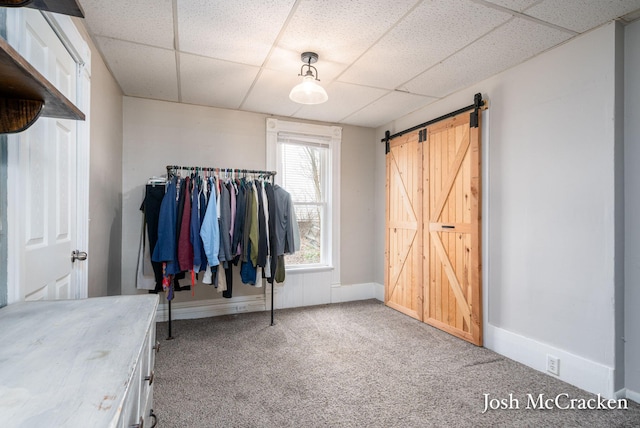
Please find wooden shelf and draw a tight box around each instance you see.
[0,36,85,134]
[0,0,84,18]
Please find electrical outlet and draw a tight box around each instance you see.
[547,355,560,376]
[236,304,248,312]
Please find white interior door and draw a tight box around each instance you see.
[7,9,83,301]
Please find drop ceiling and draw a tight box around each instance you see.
[78,0,640,128]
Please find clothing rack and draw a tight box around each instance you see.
[162,164,278,341]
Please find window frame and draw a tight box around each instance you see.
[266,119,341,282]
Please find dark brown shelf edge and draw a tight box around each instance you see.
[0,0,85,18]
[0,98,43,133]
[0,36,85,134]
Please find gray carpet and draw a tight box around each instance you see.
[154,299,640,427]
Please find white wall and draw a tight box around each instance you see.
[122,98,377,312]
[625,18,640,402]
[376,23,623,398]
[75,21,124,298]
[122,98,269,304]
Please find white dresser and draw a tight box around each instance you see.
[0,295,159,427]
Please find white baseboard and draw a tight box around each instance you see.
[331,282,378,303]
[156,294,266,322]
[485,324,616,398]
[625,388,640,404]
[373,282,384,301]
[156,282,381,323]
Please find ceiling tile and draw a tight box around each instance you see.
[481,0,541,12]
[404,17,571,98]
[341,91,437,128]
[179,53,260,109]
[79,0,174,49]
[292,82,389,124]
[177,0,296,65]
[524,0,640,33]
[241,68,302,117]
[95,37,179,101]
[338,0,512,90]
[275,0,419,65]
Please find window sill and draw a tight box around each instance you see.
[285,264,334,274]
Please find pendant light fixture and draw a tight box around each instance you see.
[289,52,328,105]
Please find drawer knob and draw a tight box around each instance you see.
[145,370,155,385]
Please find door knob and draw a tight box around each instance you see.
[71,250,88,263]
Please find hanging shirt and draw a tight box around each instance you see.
[228,181,236,246]
[178,176,194,272]
[152,177,180,275]
[260,181,271,277]
[264,182,277,283]
[249,181,260,266]
[200,177,220,267]
[232,180,246,258]
[198,180,208,272]
[240,241,258,285]
[242,182,253,263]
[218,181,233,264]
[272,184,297,256]
[190,179,203,273]
[256,181,268,267]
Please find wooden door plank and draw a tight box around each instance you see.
[422,130,431,322]
[385,132,422,321]
[388,228,416,299]
[431,231,471,326]
[391,153,418,224]
[430,126,469,221]
[469,117,483,345]
[384,147,391,304]
[427,317,475,342]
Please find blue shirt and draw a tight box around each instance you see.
[200,177,220,267]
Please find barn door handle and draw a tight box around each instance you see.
[442,225,455,229]
[71,250,88,262]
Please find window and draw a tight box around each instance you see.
[279,137,328,265]
[266,119,341,272]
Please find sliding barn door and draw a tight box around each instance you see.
[385,131,423,320]
[424,112,482,345]
[385,110,482,346]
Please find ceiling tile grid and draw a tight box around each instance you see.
[77,0,640,128]
[179,53,261,109]
[524,0,640,33]
[274,0,420,66]
[95,37,179,102]
[481,0,542,12]
[341,91,438,128]
[241,68,303,118]
[338,0,513,90]
[80,0,174,49]
[404,17,572,98]
[292,81,390,124]
[177,0,296,66]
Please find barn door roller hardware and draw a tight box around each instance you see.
[382,92,486,154]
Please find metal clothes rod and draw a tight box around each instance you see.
[162,164,278,335]
[166,165,277,177]
[381,92,485,144]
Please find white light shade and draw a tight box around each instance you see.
[289,75,328,105]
